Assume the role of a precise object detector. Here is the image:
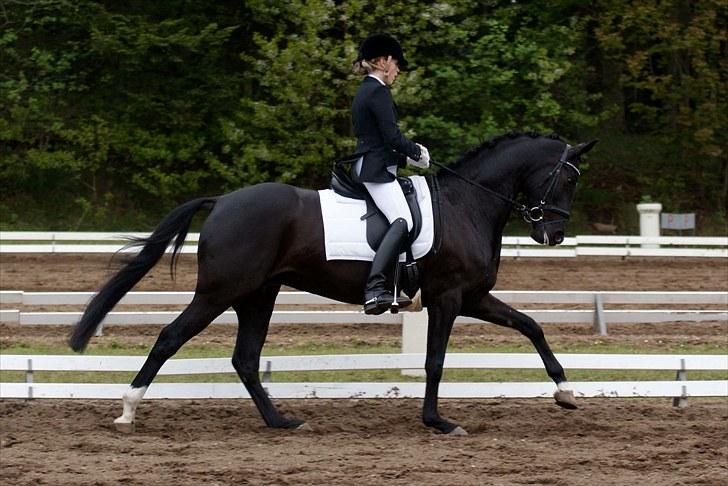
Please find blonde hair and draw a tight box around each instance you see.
[353,57,386,75]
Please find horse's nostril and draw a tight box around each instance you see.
[554,232,564,244]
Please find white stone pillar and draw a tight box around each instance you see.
[636,202,662,248]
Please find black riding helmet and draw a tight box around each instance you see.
[355,33,408,69]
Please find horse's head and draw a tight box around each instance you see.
[522,140,598,246]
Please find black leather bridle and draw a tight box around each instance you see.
[430,143,580,224]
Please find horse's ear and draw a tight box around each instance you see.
[572,139,598,157]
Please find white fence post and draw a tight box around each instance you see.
[401,310,428,376]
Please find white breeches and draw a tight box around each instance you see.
[354,157,413,231]
[363,180,413,231]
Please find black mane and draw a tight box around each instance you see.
[450,131,563,169]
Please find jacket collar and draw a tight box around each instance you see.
[365,74,387,86]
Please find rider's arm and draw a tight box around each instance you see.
[368,85,421,162]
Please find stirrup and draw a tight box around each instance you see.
[364,293,394,315]
[392,293,412,311]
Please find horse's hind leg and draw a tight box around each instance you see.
[114,295,228,432]
[462,292,578,409]
[231,285,308,430]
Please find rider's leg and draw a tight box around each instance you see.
[361,180,413,315]
[362,179,413,232]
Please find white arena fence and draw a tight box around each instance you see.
[1,291,726,340]
[1,353,726,404]
[1,232,726,258]
[2,291,725,404]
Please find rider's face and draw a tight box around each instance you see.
[377,56,400,85]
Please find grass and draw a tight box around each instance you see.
[3,340,726,357]
[0,336,728,358]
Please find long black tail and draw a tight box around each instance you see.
[69,197,217,352]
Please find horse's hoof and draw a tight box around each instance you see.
[113,420,135,434]
[295,422,313,432]
[448,426,468,436]
[554,390,578,410]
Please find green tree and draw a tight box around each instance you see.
[593,0,727,211]
[0,0,725,232]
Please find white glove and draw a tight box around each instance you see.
[407,143,430,169]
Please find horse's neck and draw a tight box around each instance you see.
[440,146,526,218]
[437,142,542,252]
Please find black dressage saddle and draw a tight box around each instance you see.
[330,164,423,250]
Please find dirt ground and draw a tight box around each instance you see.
[1,254,727,485]
[1,398,726,486]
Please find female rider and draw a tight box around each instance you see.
[351,33,430,315]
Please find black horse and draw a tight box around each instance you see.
[69,132,597,435]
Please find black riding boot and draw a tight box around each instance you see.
[363,218,409,315]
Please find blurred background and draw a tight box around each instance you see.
[1,0,725,234]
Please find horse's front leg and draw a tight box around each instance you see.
[462,291,578,409]
[422,290,468,435]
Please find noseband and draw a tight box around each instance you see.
[430,142,579,225]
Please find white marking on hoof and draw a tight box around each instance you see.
[295,422,313,432]
[557,381,572,392]
[114,386,147,432]
[448,426,468,436]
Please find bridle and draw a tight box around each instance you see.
[430,143,580,224]
[530,143,581,224]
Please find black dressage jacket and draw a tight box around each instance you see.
[349,76,422,183]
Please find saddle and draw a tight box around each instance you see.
[330,167,423,249]
[330,160,424,298]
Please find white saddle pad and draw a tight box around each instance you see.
[318,175,434,262]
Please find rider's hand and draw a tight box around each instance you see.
[407,144,430,169]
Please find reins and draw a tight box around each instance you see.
[430,143,578,224]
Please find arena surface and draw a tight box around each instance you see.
[1,255,727,485]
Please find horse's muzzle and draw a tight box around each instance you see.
[530,225,565,246]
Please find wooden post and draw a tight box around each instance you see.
[262,360,272,383]
[672,358,688,408]
[592,293,607,336]
[26,358,33,400]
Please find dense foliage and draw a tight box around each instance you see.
[1,0,725,232]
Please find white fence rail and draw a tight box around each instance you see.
[2,353,726,400]
[1,232,726,257]
[3,290,727,306]
[2,291,726,341]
